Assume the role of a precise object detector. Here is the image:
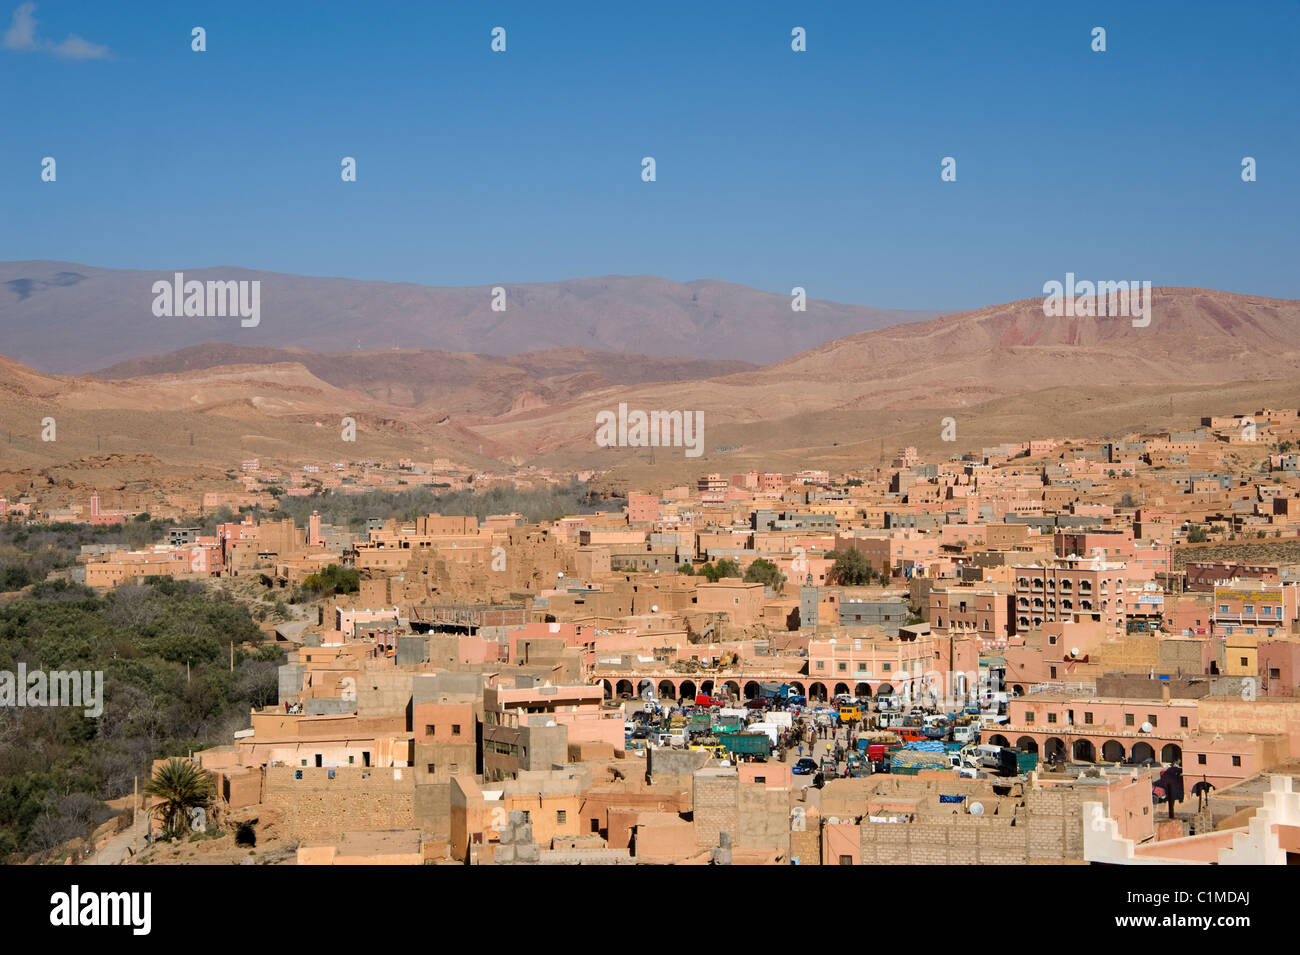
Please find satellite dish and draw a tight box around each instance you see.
[651,604,659,613]
[969,802,985,816]
[557,572,565,579]
[1070,648,1080,658]
[1141,721,1154,734]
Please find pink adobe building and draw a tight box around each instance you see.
[1013,554,1138,638]
[834,530,943,575]
[483,683,624,752]
[929,585,1015,648]
[1055,528,1172,577]
[695,580,766,627]
[507,621,597,668]
[1209,580,1299,639]
[807,632,935,699]
[626,492,661,524]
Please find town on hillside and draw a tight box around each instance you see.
[14,407,1300,866]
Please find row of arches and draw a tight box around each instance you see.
[985,734,1181,766]
[602,678,900,702]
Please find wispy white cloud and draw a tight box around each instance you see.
[2,1,37,50]
[49,33,110,60]
[3,3,112,60]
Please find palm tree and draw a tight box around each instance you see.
[144,758,213,839]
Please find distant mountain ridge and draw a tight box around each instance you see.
[0,261,942,373]
[2,285,1298,497]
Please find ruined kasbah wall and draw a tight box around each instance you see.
[859,789,1086,865]
[262,766,415,841]
[395,541,576,604]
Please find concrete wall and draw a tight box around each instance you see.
[414,782,452,839]
[304,697,355,715]
[356,669,414,721]
[278,663,305,700]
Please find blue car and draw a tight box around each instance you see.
[792,757,818,775]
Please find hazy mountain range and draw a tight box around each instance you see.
[1,277,1297,497]
[0,261,941,373]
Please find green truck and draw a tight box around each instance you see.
[713,715,745,735]
[718,733,771,757]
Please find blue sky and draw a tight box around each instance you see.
[2,0,1297,310]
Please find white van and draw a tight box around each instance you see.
[965,744,1005,769]
[952,723,978,744]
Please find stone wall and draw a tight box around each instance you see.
[692,769,738,848]
[262,766,415,842]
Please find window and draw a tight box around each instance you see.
[1147,715,1157,727]
[839,855,854,866]
[425,724,435,736]
[1047,713,1058,724]
[1270,668,1282,679]
[521,811,530,823]
[1198,754,1207,765]
[1239,657,1248,667]
[1125,714,1135,726]
[1084,712,1094,724]
[427,763,436,774]
[1180,717,1189,728]
[1049,666,1057,679]
[857,662,867,672]
[1048,635,1057,645]
[754,776,766,784]
[556,810,567,824]
[1232,756,1241,767]
[450,763,459,773]
[838,662,847,672]
[816,661,824,670]
[452,724,462,736]
[883,663,891,672]
[1025,711,1035,724]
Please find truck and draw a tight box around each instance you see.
[712,714,745,735]
[687,713,713,736]
[746,722,781,745]
[889,749,950,775]
[838,702,864,722]
[758,682,803,702]
[719,733,771,757]
[951,722,979,744]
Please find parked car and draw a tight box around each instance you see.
[793,757,818,775]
